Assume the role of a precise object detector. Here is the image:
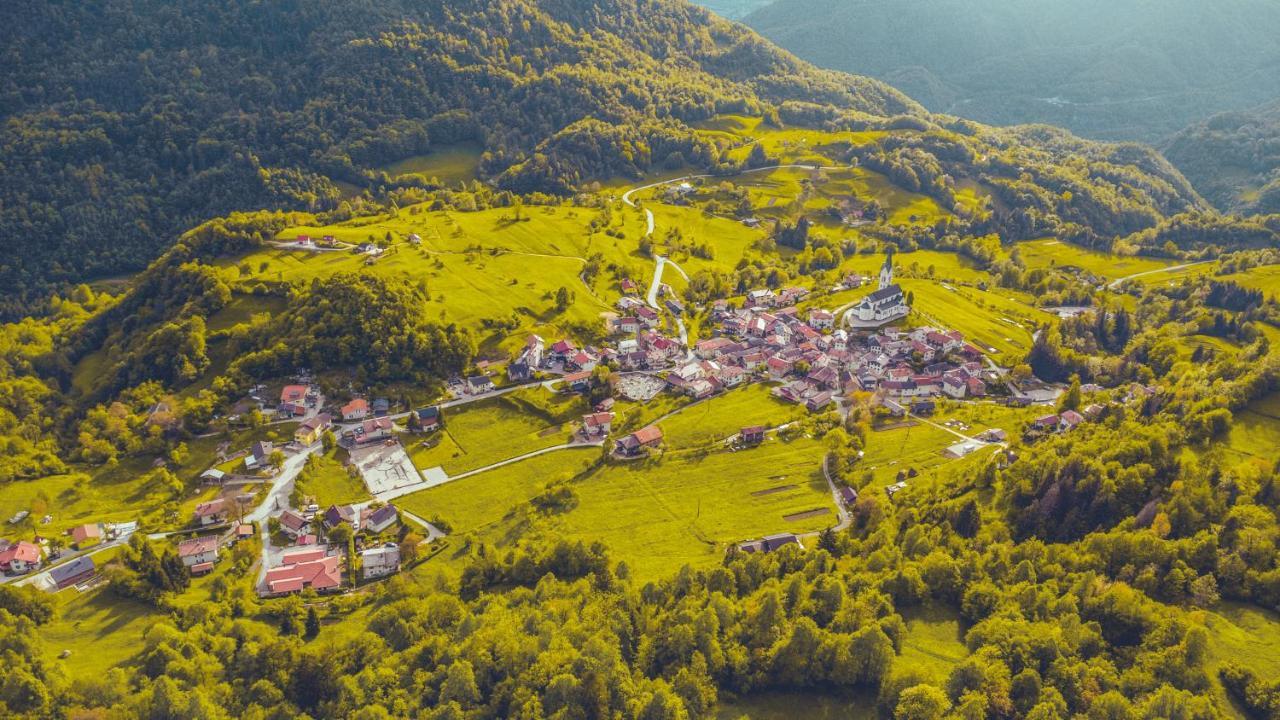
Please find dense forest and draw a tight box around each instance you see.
[0,0,913,318]
[1162,101,1280,215]
[732,0,1280,143]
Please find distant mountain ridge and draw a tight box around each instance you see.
[726,0,1280,144]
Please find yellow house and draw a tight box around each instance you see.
[294,413,333,446]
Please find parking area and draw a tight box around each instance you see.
[350,442,424,496]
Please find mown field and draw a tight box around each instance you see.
[405,387,586,476]
[380,142,483,186]
[1016,239,1180,281]
[1220,263,1280,300]
[658,383,805,449]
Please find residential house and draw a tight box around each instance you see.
[341,398,369,421]
[615,426,663,456]
[549,339,577,363]
[614,317,640,335]
[278,509,310,538]
[466,376,495,394]
[244,441,274,471]
[808,309,835,330]
[372,398,391,416]
[70,523,102,549]
[323,504,359,530]
[280,384,310,407]
[177,536,220,574]
[740,426,767,445]
[580,412,615,440]
[0,541,41,574]
[360,417,395,443]
[1032,414,1060,432]
[1060,409,1085,430]
[560,370,592,393]
[194,498,230,527]
[363,505,399,534]
[806,390,835,412]
[360,544,401,580]
[740,533,802,553]
[50,556,96,590]
[415,407,442,432]
[838,486,859,507]
[294,413,333,445]
[263,549,341,596]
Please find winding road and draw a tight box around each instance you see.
[1106,260,1212,290]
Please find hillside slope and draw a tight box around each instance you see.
[1163,101,1280,215]
[737,0,1280,143]
[0,0,917,316]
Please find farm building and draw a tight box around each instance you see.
[615,426,663,456]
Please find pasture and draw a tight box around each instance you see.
[381,142,483,186]
[404,388,586,476]
[1016,239,1178,281]
[658,383,806,449]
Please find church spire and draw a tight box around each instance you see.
[879,251,894,290]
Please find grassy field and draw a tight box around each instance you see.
[381,142,483,186]
[1220,263,1280,301]
[1195,602,1280,716]
[658,384,806,450]
[899,279,1039,363]
[899,603,969,683]
[1017,239,1179,281]
[41,585,156,680]
[545,436,835,579]
[293,448,368,507]
[405,388,586,476]
[1219,392,1280,466]
[402,432,835,580]
[398,448,602,546]
[226,204,649,354]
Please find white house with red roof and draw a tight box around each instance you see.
[0,541,42,574]
[177,535,220,574]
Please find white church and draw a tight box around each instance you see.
[848,254,910,327]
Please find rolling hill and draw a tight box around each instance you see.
[732,0,1280,144]
[1163,100,1280,215]
[0,0,916,317]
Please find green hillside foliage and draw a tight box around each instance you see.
[1163,101,1280,214]
[0,0,917,318]
[736,0,1280,143]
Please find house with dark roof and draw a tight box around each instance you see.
[50,556,96,590]
[740,426,767,445]
[363,505,399,534]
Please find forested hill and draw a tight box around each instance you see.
[0,0,916,318]
[734,0,1280,144]
[1163,101,1280,215]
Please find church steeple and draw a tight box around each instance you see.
[878,251,894,290]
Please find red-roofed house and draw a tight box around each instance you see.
[615,426,663,456]
[579,412,615,439]
[0,541,41,574]
[341,398,369,421]
[193,498,229,526]
[178,536,220,573]
[262,551,341,596]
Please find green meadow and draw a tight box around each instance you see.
[1017,238,1179,280]
[405,388,586,476]
[657,383,806,449]
[381,142,483,186]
